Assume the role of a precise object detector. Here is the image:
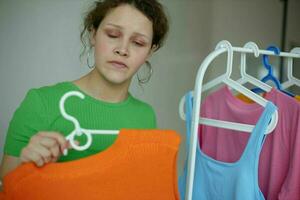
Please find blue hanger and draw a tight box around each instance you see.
[252,46,294,97]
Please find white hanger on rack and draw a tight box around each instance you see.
[179,41,278,134]
[237,42,272,92]
[59,91,119,155]
[281,47,300,89]
[183,40,279,200]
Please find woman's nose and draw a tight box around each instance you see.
[114,41,129,57]
[114,48,128,57]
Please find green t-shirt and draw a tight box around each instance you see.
[4,82,156,162]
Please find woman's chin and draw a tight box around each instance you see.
[105,75,130,86]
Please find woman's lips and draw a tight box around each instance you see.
[108,61,128,69]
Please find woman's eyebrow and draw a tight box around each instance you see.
[104,23,151,40]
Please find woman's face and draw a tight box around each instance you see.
[90,4,154,85]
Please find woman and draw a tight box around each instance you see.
[0,0,169,180]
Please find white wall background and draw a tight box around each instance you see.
[1,0,299,173]
[0,0,92,160]
[285,0,300,94]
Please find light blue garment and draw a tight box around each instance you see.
[178,91,277,200]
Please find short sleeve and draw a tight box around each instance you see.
[4,89,48,157]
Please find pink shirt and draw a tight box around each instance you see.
[199,86,300,200]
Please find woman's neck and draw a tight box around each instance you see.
[73,69,130,103]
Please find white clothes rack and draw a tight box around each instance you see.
[183,40,300,200]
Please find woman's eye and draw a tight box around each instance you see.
[133,41,145,46]
[105,30,120,38]
[108,33,119,38]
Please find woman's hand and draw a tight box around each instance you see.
[0,132,78,180]
[20,132,70,167]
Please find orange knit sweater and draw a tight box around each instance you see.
[0,129,181,200]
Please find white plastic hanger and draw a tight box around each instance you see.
[59,91,119,155]
[237,42,272,92]
[179,41,278,134]
[183,40,279,200]
[281,47,300,89]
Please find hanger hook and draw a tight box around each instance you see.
[215,40,233,77]
[239,42,260,79]
[60,91,95,155]
[258,45,284,91]
[244,42,260,57]
[59,91,85,135]
[263,46,280,71]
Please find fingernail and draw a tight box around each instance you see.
[63,149,68,156]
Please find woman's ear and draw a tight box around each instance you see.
[147,45,157,59]
[89,28,97,46]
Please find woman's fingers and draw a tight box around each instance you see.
[20,131,68,167]
[67,140,80,149]
[38,132,68,152]
[21,147,45,167]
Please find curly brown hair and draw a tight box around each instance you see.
[80,0,169,57]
